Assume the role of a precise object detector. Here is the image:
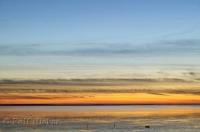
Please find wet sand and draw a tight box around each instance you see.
[0,105,200,132]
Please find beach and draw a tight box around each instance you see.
[0,105,200,132]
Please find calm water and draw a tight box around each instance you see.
[0,105,200,132]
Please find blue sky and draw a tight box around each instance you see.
[0,0,200,79]
[0,0,200,44]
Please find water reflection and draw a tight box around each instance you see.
[0,105,200,131]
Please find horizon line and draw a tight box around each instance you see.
[1,103,200,106]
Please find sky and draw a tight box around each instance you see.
[1,79,200,105]
[0,0,200,105]
[0,0,200,80]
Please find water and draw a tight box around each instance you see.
[0,105,200,132]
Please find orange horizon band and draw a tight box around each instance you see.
[1,93,200,105]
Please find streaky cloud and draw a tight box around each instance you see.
[1,78,200,96]
[0,39,200,56]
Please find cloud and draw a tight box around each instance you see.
[1,78,200,96]
[0,94,91,100]
[0,39,199,56]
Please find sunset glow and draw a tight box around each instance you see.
[1,79,200,105]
